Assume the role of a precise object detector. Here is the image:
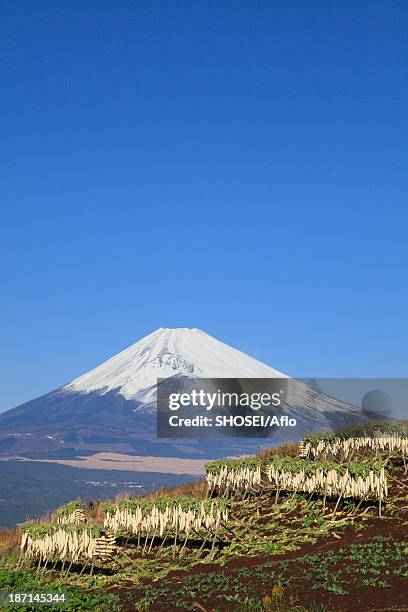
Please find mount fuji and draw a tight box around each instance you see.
[0,328,365,458]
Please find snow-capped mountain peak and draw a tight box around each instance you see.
[0,327,367,457]
[65,327,285,400]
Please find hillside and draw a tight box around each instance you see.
[1,423,408,611]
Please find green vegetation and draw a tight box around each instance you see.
[205,456,262,474]
[300,420,408,462]
[21,523,101,539]
[2,421,408,610]
[105,495,228,516]
[305,420,408,441]
[0,562,119,611]
[129,536,408,608]
[268,456,386,478]
[53,498,83,520]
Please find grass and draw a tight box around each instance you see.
[258,442,300,462]
[0,558,120,611]
[0,529,20,555]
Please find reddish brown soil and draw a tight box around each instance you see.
[109,517,408,611]
[109,473,408,611]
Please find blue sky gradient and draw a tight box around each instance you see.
[1,1,407,411]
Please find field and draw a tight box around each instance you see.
[1,422,408,611]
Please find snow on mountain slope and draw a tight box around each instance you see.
[65,327,286,402]
[0,327,367,455]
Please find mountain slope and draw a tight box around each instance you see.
[0,328,365,457]
[65,327,286,404]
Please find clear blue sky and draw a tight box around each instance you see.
[1,1,407,412]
